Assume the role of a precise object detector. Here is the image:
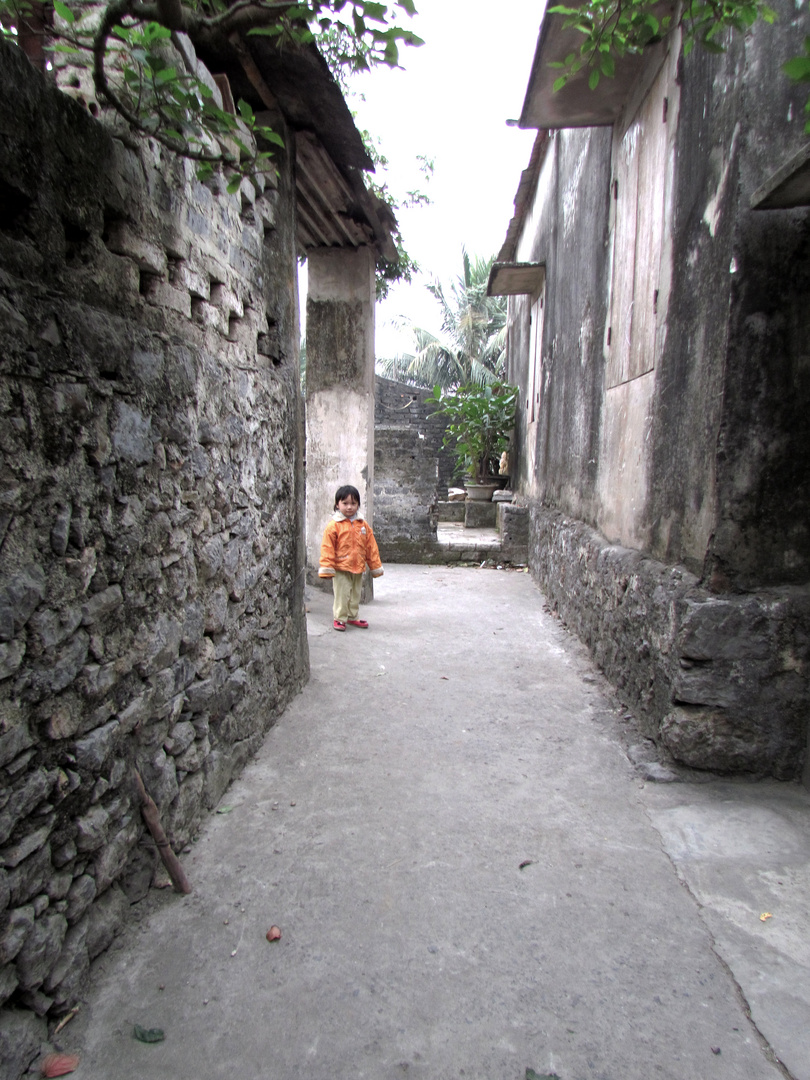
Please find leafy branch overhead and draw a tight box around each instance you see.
[547,0,809,130]
[0,1,423,191]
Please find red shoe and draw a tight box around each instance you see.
[347,619,369,628]
[333,620,346,631]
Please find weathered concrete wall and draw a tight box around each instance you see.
[373,377,454,560]
[305,246,376,582]
[508,2,809,777]
[509,126,613,518]
[703,11,810,591]
[0,38,308,1056]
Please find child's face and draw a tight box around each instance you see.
[337,494,359,517]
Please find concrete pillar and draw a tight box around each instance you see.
[305,245,376,584]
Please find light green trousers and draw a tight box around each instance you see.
[332,569,363,621]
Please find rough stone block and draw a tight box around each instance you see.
[112,401,153,465]
[116,691,152,735]
[65,874,96,925]
[104,221,166,275]
[28,630,89,698]
[164,721,195,756]
[17,988,52,1016]
[2,823,54,869]
[136,614,183,676]
[672,663,748,708]
[167,769,204,850]
[78,661,120,699]
[93,816,139,894]
[85,884,127,960]
[14,911,67,991]
[0,966,19,1007]
[0,565,45,642]
[0,724,34,770]
[174,734,209,775]
[80,585,123,626]
[136,748,178,810]
[74,720,120,772]
[8,845,52,907]
[0,771,55,846]
[145,280,192,319]
[677,597,773,661]
[74,805,110,853]
[202,748,232,809]
[0,1007,46,1078]
[0,641,24,681]
[29,606,82,652]
[0,906,35,965]
[660,705,773,773]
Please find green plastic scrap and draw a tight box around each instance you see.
[133,1024,165,1043]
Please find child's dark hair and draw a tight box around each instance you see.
[334,484,361,509]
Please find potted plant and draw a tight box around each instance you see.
[427,381,518,500]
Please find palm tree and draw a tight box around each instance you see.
[377,249,506,390]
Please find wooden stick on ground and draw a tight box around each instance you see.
[134,770,192,894]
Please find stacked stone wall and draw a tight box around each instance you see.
[528,505,809,779]
[0,39,307,1059]
[373,378,453,560]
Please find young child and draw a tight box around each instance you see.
[319,484,384,631]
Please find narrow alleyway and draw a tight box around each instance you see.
[68,566,808,1080]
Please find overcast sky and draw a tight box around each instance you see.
[301,1,546,359]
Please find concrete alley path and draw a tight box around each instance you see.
[69,565,809,1080]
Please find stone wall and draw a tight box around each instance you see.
[0,38,308,1061]
[373,377,453,561]
[529,506,809,779]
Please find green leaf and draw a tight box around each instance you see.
[783,56,810,81]
[226,174,243,194]
[53,0,75,23]
[259,129,286,147]
[553,74,568,93]
[133,1025,165,1044]
[237,98,255,123]
[363,2,388,21]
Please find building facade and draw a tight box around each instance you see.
[491,2,810,780]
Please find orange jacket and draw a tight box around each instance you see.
[319,514,384,578]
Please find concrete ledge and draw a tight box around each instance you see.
[437,501,465,522]
[465,501,497,528]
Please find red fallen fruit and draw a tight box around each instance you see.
[266,926,282,942]
[41,1053,80,1077]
